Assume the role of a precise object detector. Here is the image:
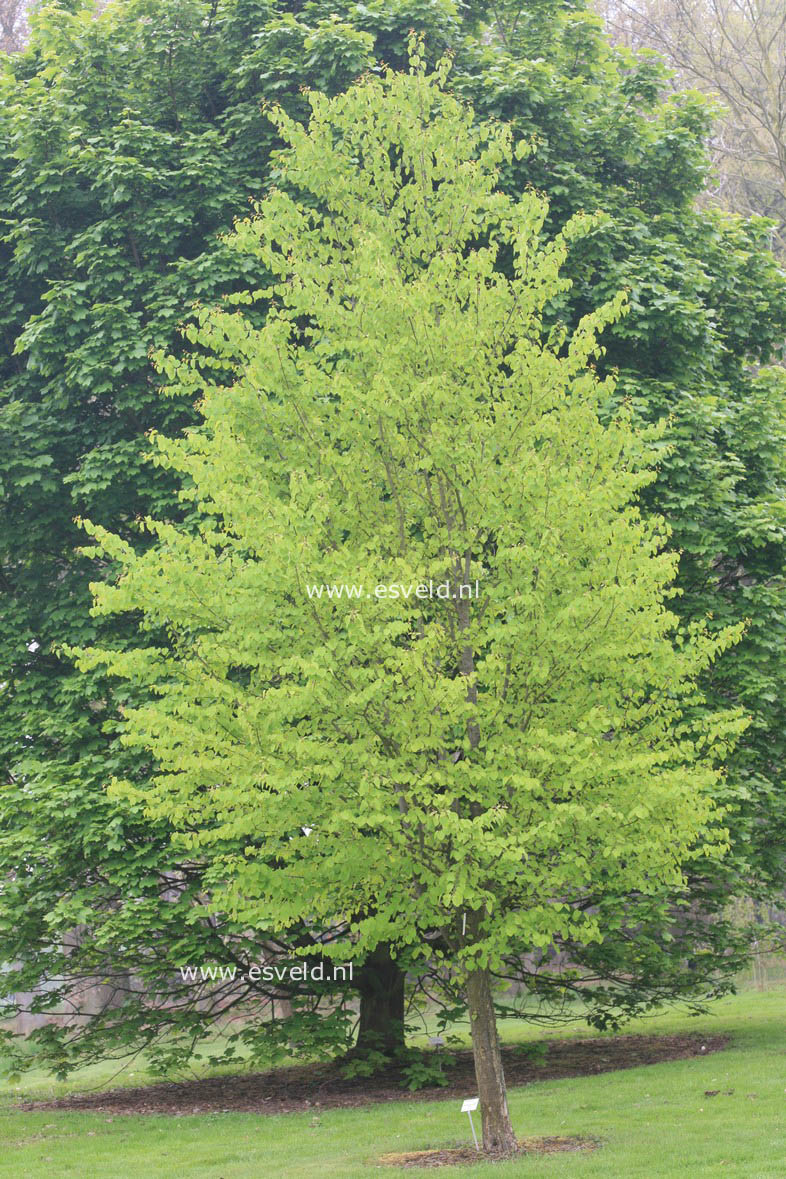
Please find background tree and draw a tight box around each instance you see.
[77,58,744,1154]
[597,0,786,250]
[0,0,29,52]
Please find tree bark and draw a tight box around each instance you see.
[466,966,517,1154]
[354,942,405,1057]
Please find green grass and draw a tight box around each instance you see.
[1,989,785,1177]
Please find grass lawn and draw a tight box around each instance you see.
[0,988,784,1177]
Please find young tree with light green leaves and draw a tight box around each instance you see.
[78,55,744,1153]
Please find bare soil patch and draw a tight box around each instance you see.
[379,1136,599,1167]
[20,1031,728,1118]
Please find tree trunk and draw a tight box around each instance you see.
[354,942,405,1057]
[466,967,517,1154]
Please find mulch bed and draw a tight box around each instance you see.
[379,1137,600,1167]
[19,1031,728,1118]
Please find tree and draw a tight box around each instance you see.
[78,57,744,1154]
[0,0,28,52]
[597,0,786,251]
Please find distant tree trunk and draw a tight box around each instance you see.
[0,0,28,53]
[466,967,517,1154]
[273,997,293,1019]
[354,942,405,1057]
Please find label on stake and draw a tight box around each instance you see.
[461,1098,480,1151]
